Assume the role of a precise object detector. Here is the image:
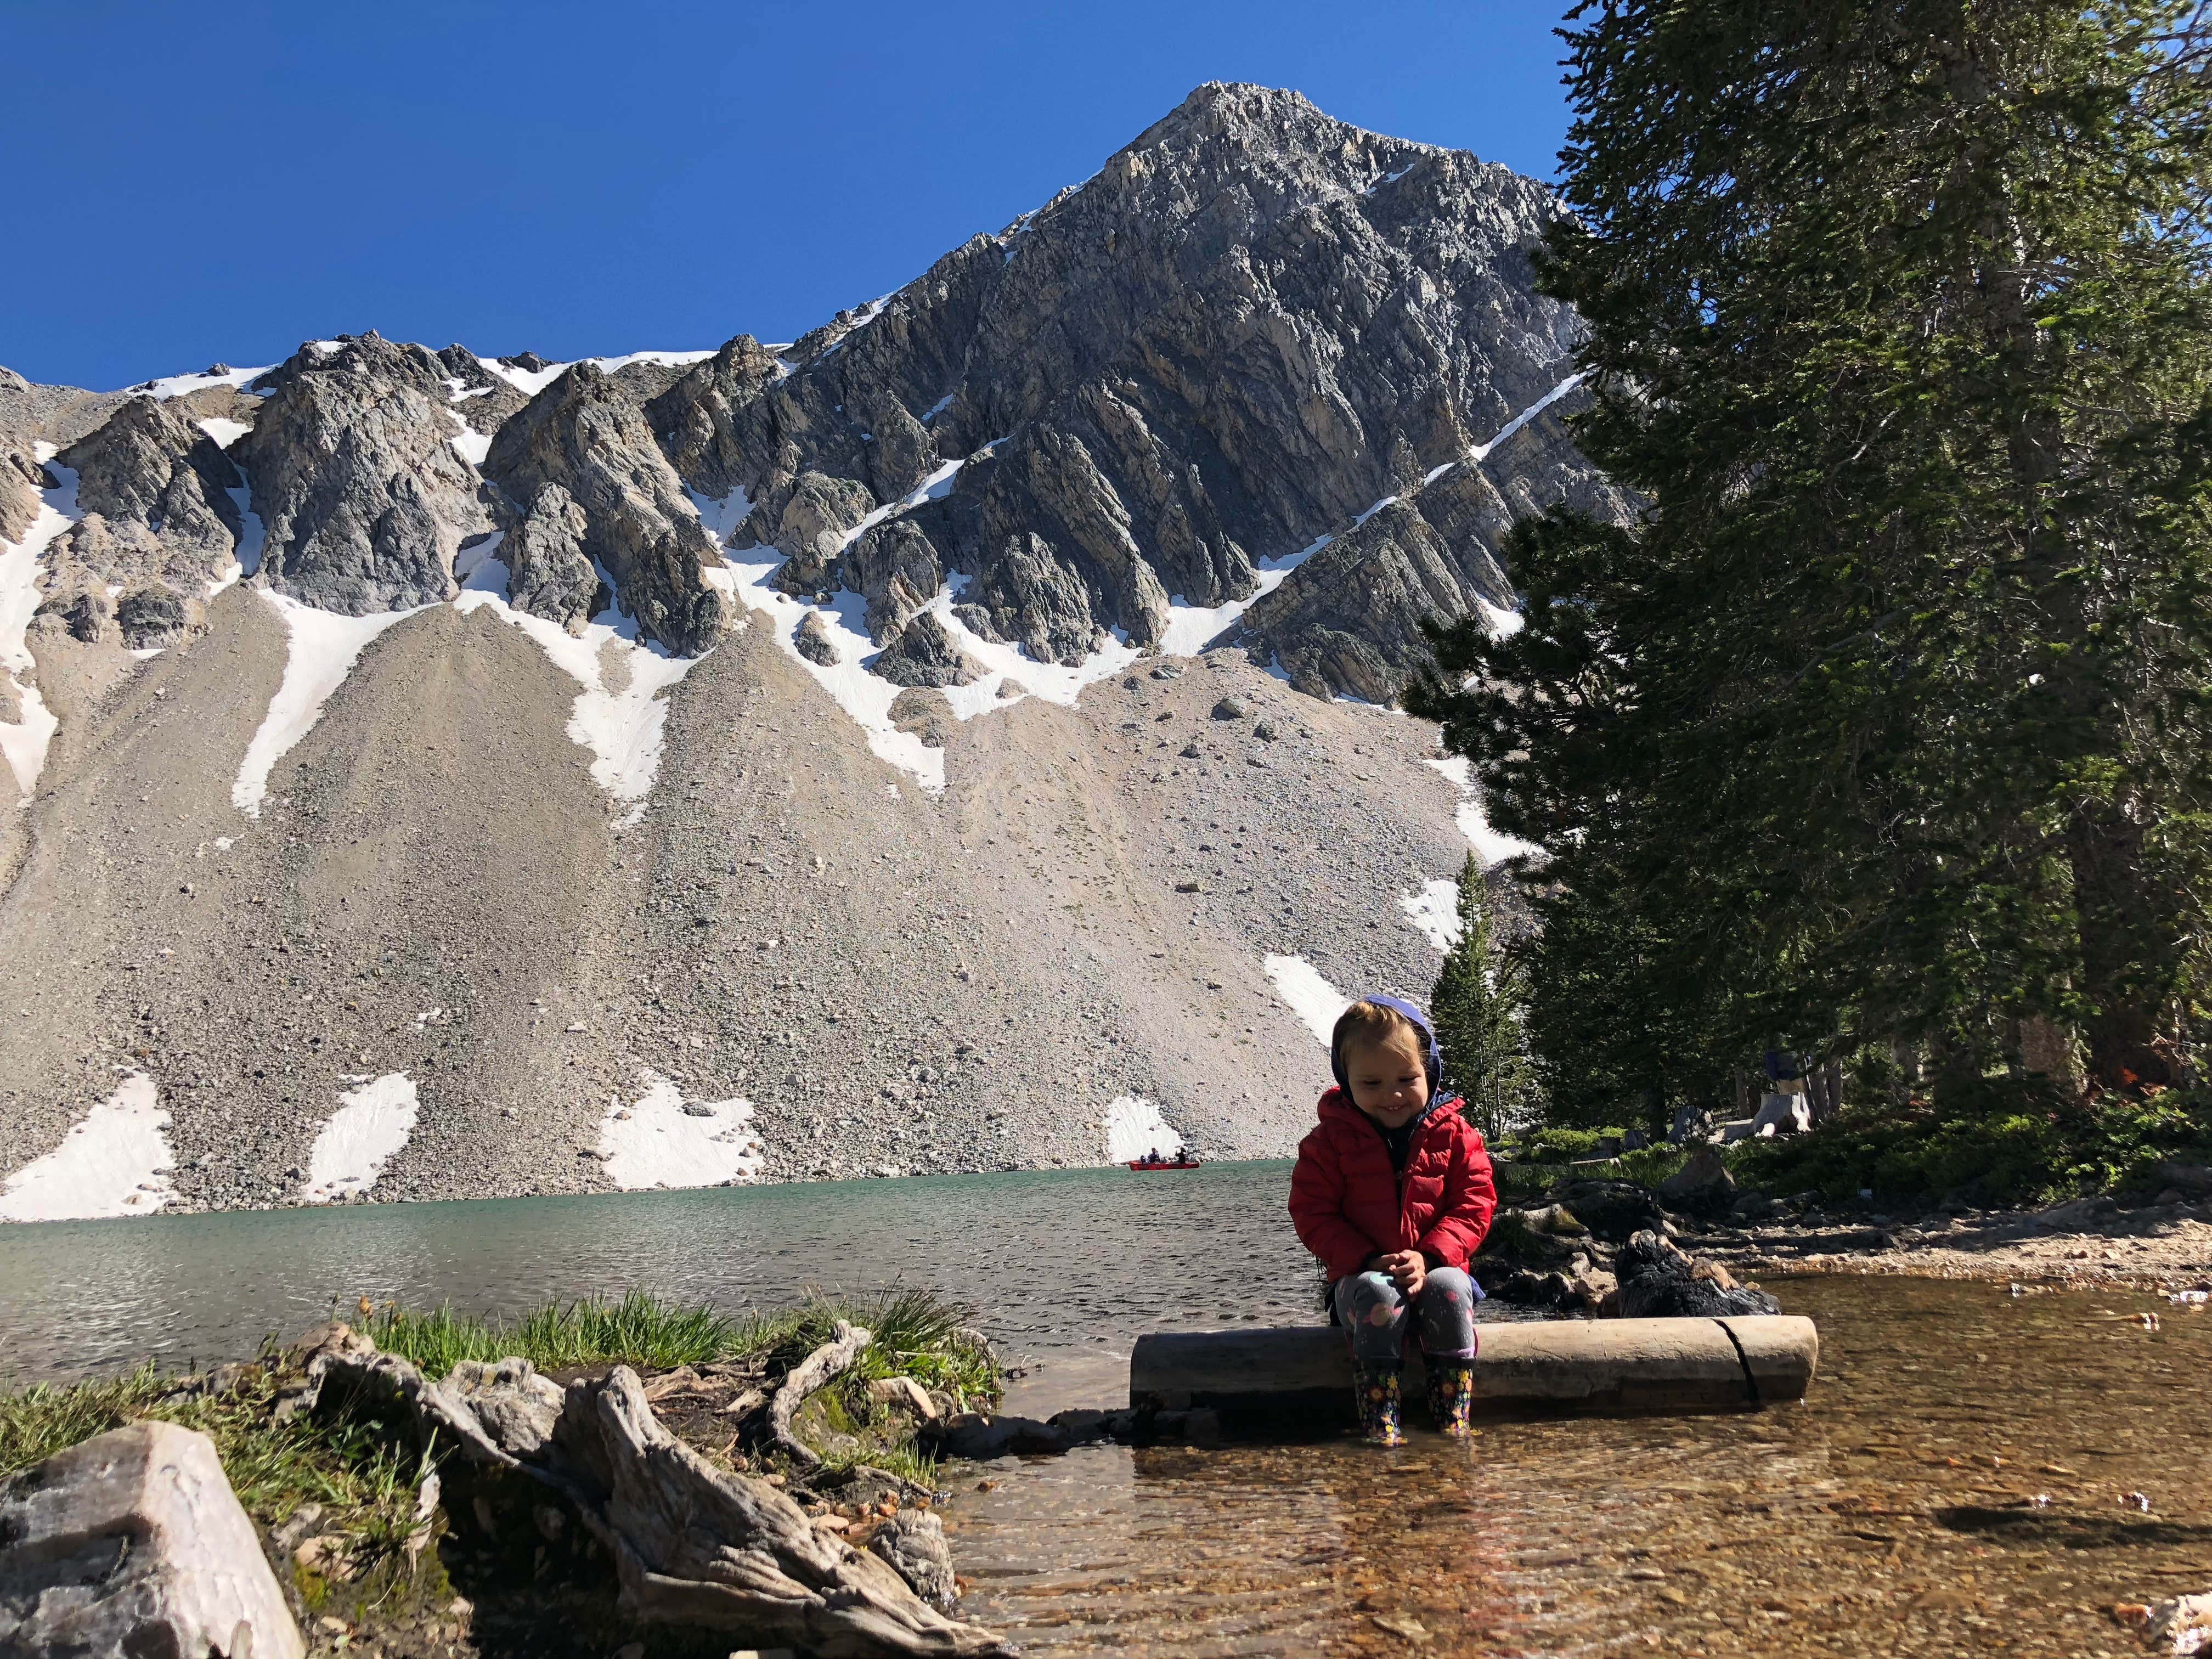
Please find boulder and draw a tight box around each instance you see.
[1658,1144,1736,1215]
[1474,1208,1587,1276]
[115,583,191,648]
[0,1421,306,1659]
[1548,1179,1667,1244]
[1669,1103,1716,1146]
[1611,1229,1781,1319]
[924,1412,1073,1460]
[445,1356,567,1459]
[871,610,983,688]
[2032,1194,2118,1233]
[793,608,839,666]
[867,1510,957,1611]
[2153,1161,2212,1198]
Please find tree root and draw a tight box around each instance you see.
[766,1319,873,1471]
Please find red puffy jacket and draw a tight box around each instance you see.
[1288,1088,1498,1281]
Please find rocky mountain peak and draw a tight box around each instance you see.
[0,84,1622,1220]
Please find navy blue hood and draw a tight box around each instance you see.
[1329,993,1443,1097]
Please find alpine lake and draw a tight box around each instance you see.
[4,1160,2205,1657]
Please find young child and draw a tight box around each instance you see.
[1288,995,1498,1446]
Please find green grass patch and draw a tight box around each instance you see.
[1501,1125,1634,1163]
[1731,1081,2212,1209]
[364,1288,747,1375]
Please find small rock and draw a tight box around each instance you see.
[1210,697,1249,720]
[1372,1613,1432,1642]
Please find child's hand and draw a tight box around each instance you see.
[1373,1249,1427,1296]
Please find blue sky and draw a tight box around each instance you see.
[5,2,1574,392]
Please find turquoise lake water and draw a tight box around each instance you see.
[0,1160,1322,1385]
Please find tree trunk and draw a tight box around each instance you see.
[2067,800,2175,1087]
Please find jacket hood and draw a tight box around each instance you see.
[1328,993,1443,1094]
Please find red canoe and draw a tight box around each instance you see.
[1126,1159,1204,1171]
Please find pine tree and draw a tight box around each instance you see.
[1411,0,2212,1098]
[1430,855,1541,1138]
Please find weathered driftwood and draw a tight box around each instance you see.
[280,1325,1003,1656]
[288,1325,520,1469]
[558,1368,1008,1657]
[766,1320,873,1471]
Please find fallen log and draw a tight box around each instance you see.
[766,1320,873,1471]
[1131,1314,1819,1433]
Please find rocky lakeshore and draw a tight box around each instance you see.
[0,1291,1031,1659]
[1475,1148,2212,1305]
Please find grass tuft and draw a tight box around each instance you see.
[364,1289,744,1375]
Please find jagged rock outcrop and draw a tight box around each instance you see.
[643,81,1601,696]
[501,482,599,633]
[1,370,55,545]
[1232,399,1633,699]
[483,362,732,654]
[845,516,947,641]
[239,333,493,614]
[30,396,246,647]
[872,610,983,688]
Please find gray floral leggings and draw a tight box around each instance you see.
[1331,1266,1479,1367]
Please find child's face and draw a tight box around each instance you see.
[1345,1025,1430,1128]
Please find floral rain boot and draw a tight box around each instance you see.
[1352,1362,1405,1447]
[1425,1359,1476,1437]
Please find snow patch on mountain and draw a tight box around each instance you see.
[299,1073,419,1204]
[596,1070,763,1190]
[1400,877,1462,951]
[720,563,947,793]
[447,409,492,466]
[0,1071,172,1222]
[454,543,703,825]
[1105,1096,1185,1163]
[930,585,1141,719]
[198,417,251,450]
[472,348,718,401]
[137,364,274,400]
[1425,756,1538,868]
[0,453,78,802]
[232,591,427,817]
[1265,953,1351,1047]
[1157,530,1334,656]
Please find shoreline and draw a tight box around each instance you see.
[1688,1200,2212,1293]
